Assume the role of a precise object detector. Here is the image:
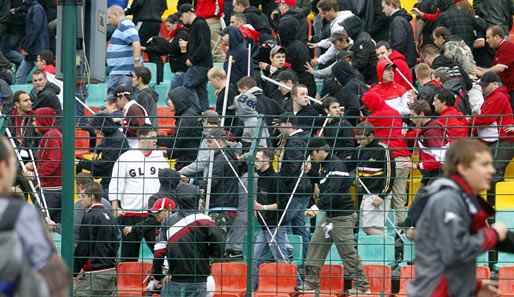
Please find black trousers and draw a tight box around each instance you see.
[138,21,164,84]
[44,189,62,224]
[120,215,156,262]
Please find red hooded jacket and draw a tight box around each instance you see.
[473,86,514,142]
[196,0,224,18]
[407,120,449,171]
[362,91,411,158]
[34,107,62,188]
[436,106,470,142]
[388,50,413,91]
[369,59,411,116]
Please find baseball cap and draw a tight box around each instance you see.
[275,70,297,83]
[478,71,501,87]
[328,30,348,42]
[273,112,296,125]
[178,3,195,14]
[270,46,286,57]
[336,50,353,61]
[306,137,328,152]
[385,63,397,70]
[219,26,230,35]
[150,197,176,213]
[204,127,227,139]
[274,0,296,5]
[198,110,220,123]
[114,86,133,97]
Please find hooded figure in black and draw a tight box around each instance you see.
[243,5,274,43]
[388,7,416,67]
[341,15,379,85]
[159,86,202,168]
[77,114,130,190]
[277,17,316,98]
[148,168,181,208]
[223,26,253,87]
[330,60,368,125]
[274,7,309,43]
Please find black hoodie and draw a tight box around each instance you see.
[126,0,167,23]
[159,87,202,167]
[243,6,274,43]
[341,16,379,85]
[145,26,189,74]
[135,87,159,128]
[30,82,61,116]
[389,9,416,67]
[331,61,368,125]
[431,54,473,91]
[275,8,309,43]
[78,115,130,189]
[224,26,252,87]
[147,168,181,208]
[277,17,317,98]
[187,16,213,68]
[153,183,223,283]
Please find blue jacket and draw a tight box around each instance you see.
[224,26,253,86]
[23,0,49,58]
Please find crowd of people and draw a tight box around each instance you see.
[1,0,514,296]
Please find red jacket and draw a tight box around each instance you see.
[415,120,449,171]
[473,86,514,142]
[362,91,411,158]
[437,106,470,142]
[388,50,413,91]
[196,0,224,18]
[34,107,62,188]
[369,59,411,116]
[42,65,56,75]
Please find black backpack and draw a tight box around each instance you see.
[0,199,49,297]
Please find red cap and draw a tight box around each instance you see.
[274,0,296,5]
[150,198,176,213]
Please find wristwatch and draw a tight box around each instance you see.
[134,58,141,63]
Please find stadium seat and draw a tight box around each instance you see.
[157,107,175,136]
[154,84,169,106]
[498,266,514,297]
[496,182,514,210]
[88,83,109,106]
[287,234,303,267]
[400,234,415,268]
[163,67,175,85]
[207,82,217,108]
[139,239,153,262]
[10,84,33,94]
[297,264,344,297]
[75,129,90,159]
[496,210,514,270]
[116,262,153,296]
[213,62,224,68]
[357,235,395,266]
[363,264,392,296]
[211,262,247,297]
[398,265,415,295]
[84,106,101,117]
[254,263,298,297]
[476,266,491,281]
[145,62,157,86]
[52,232,62,256]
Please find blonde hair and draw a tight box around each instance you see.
[383,0,401,8]
[415,63,431,80]
[207,67,227,80]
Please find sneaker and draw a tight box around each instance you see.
[347,288,371,295]
[294,282,318,294]
[225,250,244,259]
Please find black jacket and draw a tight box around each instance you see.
[148,168,181,208]
[78,116,130,189]
[73,205,119,275]
[283,103,320,135]
[0,69,13,113]
[145,26,189,73]
[263,68,298,102]
[257,166,288,228]
[30,82,62,117]
[153,183,223,282]
[474,0,514,35]
[215,85,237,130]
[275,8,309,43]
[436,4,475,48]
[324,117,355,162]
[341,16,379,85]
[359,0,390,42]
[136,87,159,128]
[280,130,312,196]
[23,0,49,58]
[331,60,367,124]
[187,16,213,68]
[389,9,416,67]
[243,6,274,43]
[199,149,239,209]
[308,154,354,217]
[418,82,442,112]
[0,0,10,23]
[355,139,396,198]
[126,0,167,23]
[160,87,202,167]
[431,55,472,91]
[278,17,316,97]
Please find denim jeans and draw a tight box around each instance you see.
[15,57,35,84]
[252,227,303,290]
[285,195,310,259]
[183,66,209,112]
[161,281,207,297]
[167,71,185,94]
[107,74,133,96]
[2,32,24,67]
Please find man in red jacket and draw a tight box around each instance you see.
[407,100,449,185]
[362,91,411,222]
[369,59,412,116]
[25,107,63,223]
[432,88,470,142]
[375,41,413,91]
[474,71,514,205]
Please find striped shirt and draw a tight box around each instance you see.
[106,18,140,75]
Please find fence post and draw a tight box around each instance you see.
[246,115,264,296]
[59,0,77,292]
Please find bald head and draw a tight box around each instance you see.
[107,5,125,26]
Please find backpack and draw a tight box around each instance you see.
[0,199,49,297]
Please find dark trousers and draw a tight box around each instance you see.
[488,140,514,206]
[44,189,62,224]
[0,24,11,69]
[420,168,442,186]
[120,216,155,262]
[138,21,164,84]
